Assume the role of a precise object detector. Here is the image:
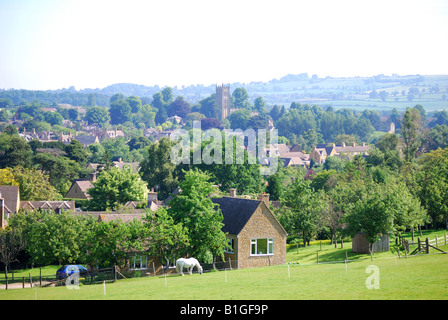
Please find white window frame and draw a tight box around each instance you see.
[250,238,274,256]
[129,254,148,270]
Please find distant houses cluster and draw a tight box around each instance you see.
[265,142,371,168]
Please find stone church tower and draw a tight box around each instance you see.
[215,84,231,120]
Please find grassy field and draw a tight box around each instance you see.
[0,254,446,300]
[1,232,447,300]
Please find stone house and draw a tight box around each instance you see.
[212,191,287,269]
[0,185,75,228]
[65,179,95,200]
[0,186,20,228]
[20,201,75,214]
[310,142,370,164]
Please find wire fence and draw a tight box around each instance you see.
[0,266,118,289]
[1,235,447,290]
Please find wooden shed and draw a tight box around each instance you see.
[352,232,390,253]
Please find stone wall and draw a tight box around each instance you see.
[236,204,286,269]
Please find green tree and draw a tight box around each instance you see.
[140,138,179,201]
[266,172,283,201]
[109,93,125,104]
[88,166,148,211]
[254,96,266,113]
[9,211,92,265]
[161,87,174,105]
[12,166,61,200]
[155,106,168,125]
[65,139,90,166]
[33,153,83,195]
[126,95,142,113]
[84,218,143,268]
[232,88,251,109]
[415,148,448,229]
[142,208,189,265]
[401,107,423,162]
[0,228,25,279]
[226,109,251,130]
[87,93,96,107]
[168,169,228,261]
[44,111,63,126]
[344,183,395,246]
[109,99,132,125]
[280,175,326,247]
[84,106,110,126]
[0,133,33,169]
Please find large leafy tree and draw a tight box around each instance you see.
[85,218,145,268]
[343,177,427,245]
[33,152,83,195]
[139,137,179,201]
[280,175,327,247]
[186,132,265,195]
[167,169,228,262]
[65,139,90,167]
[401,107,423,162]
[109,99,132,125]
[142,208,189,265]
[88,166,148,211]
[0,133,33,169]
[415,148,448,229]
[12,166,61,200]
[9,211,92,265]
[84,106,110,126]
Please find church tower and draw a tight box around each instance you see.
[215,84,230,120]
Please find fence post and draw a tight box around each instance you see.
[445,233,447,246]
[425,238,429,254]
[316,252,319,264]
[29,273,32,288]
[418,238,421,252]
[436,235,438,247]
[22,277,25,289]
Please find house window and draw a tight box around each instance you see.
[130,255,148,270]
[250,238,274,256]
[226,238,234,254]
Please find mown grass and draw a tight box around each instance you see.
[1,230,447,300]
[1,251,447,300]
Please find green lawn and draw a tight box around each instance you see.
[1,248,447,300]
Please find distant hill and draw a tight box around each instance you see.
[1,73,447,112]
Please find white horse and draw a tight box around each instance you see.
[176,257,203,276]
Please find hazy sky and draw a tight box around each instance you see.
[1,0,448,90]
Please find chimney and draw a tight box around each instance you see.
[258,193,270,207]
[229,188,237,197]
[351,142,356,147]
[147,191,158,204]
[0,192,5,229]
[341,142,346,147]
[89,172,97,182]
